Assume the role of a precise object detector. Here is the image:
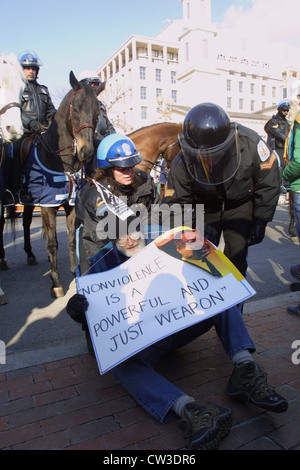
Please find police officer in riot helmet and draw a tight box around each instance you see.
[161,102,281,278]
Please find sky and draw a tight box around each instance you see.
[1,0,299,103]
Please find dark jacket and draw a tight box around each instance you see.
[264,112,290,160]
[75,169,160,275]
[21,80,56,133]
[162,124,280,225]
[94,101,116,145]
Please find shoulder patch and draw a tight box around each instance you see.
[257,140,270,162]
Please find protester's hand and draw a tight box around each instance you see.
[29,120,42,133]
[66,294,89,323]
[247,219,267,246]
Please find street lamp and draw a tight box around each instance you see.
[156,94,174,121]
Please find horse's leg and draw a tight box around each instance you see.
[40,206,64,298]
[23,205,38,265]
[0,207,9,270]
[64,204,77,276]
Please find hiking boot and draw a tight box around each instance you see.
[179,400,232,450]
[226,362,288,413]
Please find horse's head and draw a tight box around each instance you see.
[0,53,26,143]
[55,71,101,164]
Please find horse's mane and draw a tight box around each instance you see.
[0,53,27,87]
[129,122,182,138]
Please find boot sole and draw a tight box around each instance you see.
[189,409,232,450]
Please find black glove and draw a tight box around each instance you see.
[247,219,267,246]
[66,294,89,324]
[29,120,42,133]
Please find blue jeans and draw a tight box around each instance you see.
[293,192,300,241]
[112,305,255,423]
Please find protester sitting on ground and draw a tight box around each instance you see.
[66,134,288,450]
[66,223,288,450]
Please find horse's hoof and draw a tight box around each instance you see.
[51,287,64,298]
[27,256,38,266]
[0,259,9,270]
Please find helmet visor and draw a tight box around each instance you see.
[179,123,240,185]
[108,152,142,168]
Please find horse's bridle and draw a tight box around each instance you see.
[140,139,180,173]
[57,89,95,157]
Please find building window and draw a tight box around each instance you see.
[239,81,243,93]
[155,69,162,82]
[227,97,232,109]
[251,100,255,111]
[239,98,244,110]
[272,87,276,98]
[140,67,146,80]
[227,80,231,92]
[140,87,147,100]
[171,71,176,84]
[141,107,147,120]
[250,83,255,94]
[262,101,266,109]
[171,90,177,103]
[262,85,266,96]
[156,88,162,99]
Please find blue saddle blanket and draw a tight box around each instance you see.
[21,144,84,206]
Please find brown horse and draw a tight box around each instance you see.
[128,122,182,173]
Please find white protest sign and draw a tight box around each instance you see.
[76,229,256,374]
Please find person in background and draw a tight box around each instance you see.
[2,51,56,204]
[78,71,115,143]
[283,110,300,316]
[264,100,295,240]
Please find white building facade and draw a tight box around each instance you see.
[96,0,300,135]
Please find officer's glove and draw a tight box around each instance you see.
[247,219,267,246]
[28,120,42,133]
[66,293,89,324]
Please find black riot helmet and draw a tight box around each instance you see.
[179,103,241,185]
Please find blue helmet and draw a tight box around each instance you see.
[97,134,142,169]
[277,100,290,111]
[18,51,42,69]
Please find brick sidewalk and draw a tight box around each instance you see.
[1,304,300,450]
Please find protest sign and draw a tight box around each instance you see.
[76,228,256,374]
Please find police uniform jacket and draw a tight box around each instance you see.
[162,125,280,226]
[94,101,116,145]
[21,80,56,133]
[75,169,160,274]
[264,112,290,158]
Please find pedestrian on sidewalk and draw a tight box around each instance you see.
[283,110,300,316]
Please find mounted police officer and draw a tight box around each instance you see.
[78,71,115,141]
[160,102,281,278]
[2,51,56,204]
